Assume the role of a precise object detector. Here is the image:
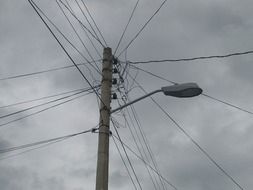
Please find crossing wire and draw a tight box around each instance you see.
[28,0,106,108]
[56,0,101,72]
[30,0,101,76]
[0,87,98,120]
[117,0,168,57]
[64,0,101,59]
[112,134,138,190]
[0,128,95,154]
[131,77,244,190]
[58,0,106,48]
[130,64,253,116]
[0,92,92,129]
[111,119,143,190]
[80,0,108,47]
[114,0,140,55]
[0,85,100,109]
[128,50,253,64]
[112,134,178,190]
[0,126,98,161]
[0,61,101,82]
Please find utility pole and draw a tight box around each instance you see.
[95,47,113,190]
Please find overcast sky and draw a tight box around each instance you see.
[1,0,253,189]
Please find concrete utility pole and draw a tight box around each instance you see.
[95,47,113,190]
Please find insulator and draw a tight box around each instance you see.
[113,58,118,65]
[112,93,117,99]
[112,78,117,85]
[113,68,118,73]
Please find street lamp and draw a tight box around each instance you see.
[111,83,202,113]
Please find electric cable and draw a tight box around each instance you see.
[64,0,102,59]
[112,134,138,190]
[0,92,92,128]
[132,78,244,190]
[0,61,100,82]
[58,0,106,47]
[0,128,95,154]
[56,0,101,72]
[29,0,101,76]
[28,0,105,108]
[0,85,100,109]
[80,0,108,47]
[0,87,98,120]
[114,0,140,55]
[130,64,253,116]
[128,50,253,64]
[74,0,101,46]
[112,134,178,190]
[0,126,98,161]
[111,119,143,190]
[117,0,168,57]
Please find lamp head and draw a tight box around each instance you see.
[161,83,202,98]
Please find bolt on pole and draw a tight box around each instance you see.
[95,47,112,190]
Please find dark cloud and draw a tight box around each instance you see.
[0,0,253,189]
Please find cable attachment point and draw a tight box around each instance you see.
[112,78,117,85]
[113,68,118,73]
[112,93,117,100]
[113,57,118,65]
[91,128,99,133]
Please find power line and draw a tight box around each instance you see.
[112,134,138,190]
[28,0,104,107]
[128,50,253,64]
[0,92,91,129]
[0,85,100,109]
[56,0,101,72]
[64,0,102,59]
[133,78,244,190]
[58,0,106,48]
[0,88,97,120]
[111,119,143,190]
[112,134,178,190]
[130,65,253,116]
[30,0,101,76]
[117,0,168,57]
[80,0,108,47]
[0,126,98,161]
[0,128,95,154]
[114,0,140,55]
[0,61,100,82]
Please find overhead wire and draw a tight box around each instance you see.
[111,119,143,190]
[128,50,253,64]
[28,0,106,108]
[0,86,99,120]
[112,132,138,190]
[58,0,106,48]
[0,61,101,82]
[114,0,140,55]
[64,0,102,59]
[0,85,100,109]
[115,107,163,190]
[0,128,95,154]
[130,76,244,190]
[0,126,98,161]
[130,64,253,116]
[80,0,108,47]
[117,0,168,57]
[74,0,101,46]
[56,0,101,72]
[112,133,178,190]
[30,0,101,76]
[0,91,92,129]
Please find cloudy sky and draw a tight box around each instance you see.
[0,0,253,189]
